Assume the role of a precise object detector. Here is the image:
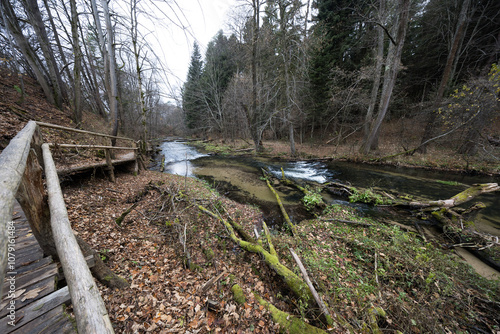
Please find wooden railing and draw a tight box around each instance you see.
[0,121,140,333]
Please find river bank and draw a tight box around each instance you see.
[63,167,500,333]
[191,138,500,176]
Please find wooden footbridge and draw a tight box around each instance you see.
[0,121,141,333]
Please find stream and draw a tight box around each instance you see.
[155,140,500,278]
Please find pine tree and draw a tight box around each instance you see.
[182,43,204,130]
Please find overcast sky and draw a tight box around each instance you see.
[137,0,241,101]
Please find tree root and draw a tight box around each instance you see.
[76,235,129,289]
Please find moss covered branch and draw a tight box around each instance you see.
[261,170,297,236]
[254,293,328,334]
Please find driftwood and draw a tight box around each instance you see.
[279,168,326,210]
[405,183,499,209]
[199,271,226,294]
[42,144,114,333]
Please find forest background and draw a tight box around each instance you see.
[0,0,499,165]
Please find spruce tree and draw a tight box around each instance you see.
[182,42,204,130]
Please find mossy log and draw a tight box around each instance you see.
[403,183,499,209]
[197,204,312,305]
[261,170,297,236]
[254,294,328,334]
[115,202,138,226]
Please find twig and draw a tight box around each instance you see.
[199,271,226,294]
[289,248,332,323]
[323,218,372,227]
[107,188,124,194]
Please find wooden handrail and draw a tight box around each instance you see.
[0,121,38,297]
[48,143,138,150]
[1,121,120,332]
[42,143,114,333]
[37,121,135,143]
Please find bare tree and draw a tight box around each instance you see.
[22,0,67,107]
[100,0,119,139]
[419,0,471,153]
[362,0,411,154]
[70,0,82,126]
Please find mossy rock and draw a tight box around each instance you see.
[231,284,246,304]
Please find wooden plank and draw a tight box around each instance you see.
[0,121,37,297]
[10,303,74,334]
[13,248,43,269]
[0,286,70,333]
[1,263,57,297]
[42,144,114,333]
[48,143,137,150]
[12,257,53,277]
[37,121,134,142]
[0,286,71,333]
[0,275,55,318]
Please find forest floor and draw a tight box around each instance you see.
[1,67,499,333]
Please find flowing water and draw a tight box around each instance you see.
[155,140,500,236]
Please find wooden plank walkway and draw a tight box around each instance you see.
[0,202,75,334]
[56,151,137,176]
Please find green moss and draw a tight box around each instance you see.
[254,294,328,334]
[203,247,215,261]
[231,284,246,304]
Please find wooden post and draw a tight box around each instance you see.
[42,143,114,333]
[16,149,57,258]
[133,141,139,174]
[105,148,115,182]
[0,121,37,297]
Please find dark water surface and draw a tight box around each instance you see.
[157,141,500,236]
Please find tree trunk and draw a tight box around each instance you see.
[42,0,74,88]
[362,0,411,154]
[70,0,82,126]
[101,0,119,139]
[23,0,67,108]
[361,0,385,152]
[0,0,55,105]
[251,0,261,152]
[130,0,148,151]
[419,0,471,153]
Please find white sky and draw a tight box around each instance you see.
[138,0,241,101]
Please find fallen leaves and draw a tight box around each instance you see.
[63,171,278,333]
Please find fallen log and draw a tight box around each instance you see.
[405,183,499,209]
[262,170,297,236]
